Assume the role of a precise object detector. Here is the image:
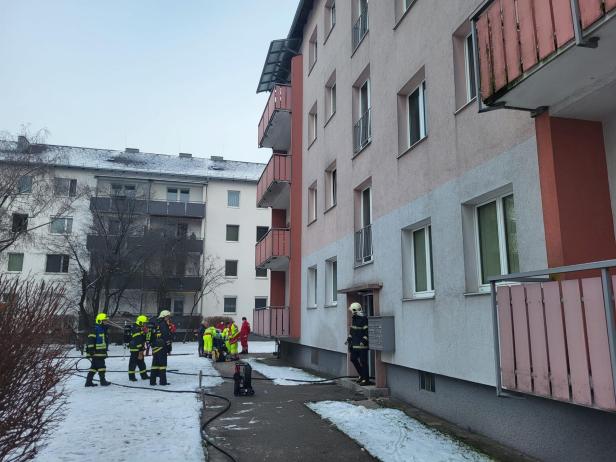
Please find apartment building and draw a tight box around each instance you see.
[0,140,270,325]
[254,1,616,460]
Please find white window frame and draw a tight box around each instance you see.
[407,81,427,148]
[309,28,318,70]
[54,178,77,197]
[49,217,73,235]
[410,224,434,298]
[326,258,338,306]
[329,168,337,208]
[307,266,318,308]
[360,187,372,228]
[309,110,318,144]
[167,187,178,202]
[464,33,477,103]
[227,190,240,208]
[255,297,268,310]
[359,79,371,117]
[308,185,318,223]
[474,194,516,291]
[327,83,337,120]
[45,254,69,273]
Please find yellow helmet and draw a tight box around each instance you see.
[136,315,148,326]
[95,313,108,324]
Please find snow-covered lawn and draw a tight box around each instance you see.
[247,340,276,354]
[245,358,331,385]
[35,343,222,462]
[307,401,492,462]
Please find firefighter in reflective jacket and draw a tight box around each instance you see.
[226,321,240,361]
[85,313,111,387]
[150,310,173,386]
[203,324,217,358]
[347,302,371,385]
[128,315,149,381]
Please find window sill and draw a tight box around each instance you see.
[325,303,338,308]
[308,137,318,150]
[225,240,240,243]
[352,139,372,159]
[308,61,317,77]
[324,112,336,128]
[402,294,435,302]
[324,204,337,215]
[255,276,268,280]
[351,31,369,58]
[307,218,317,227]
[454,97,477,116]
[324,25,335,45]
[397,135,428,159]
[227,205,240,209]
[44,272,69,275]
[307,305,318,310]
[354,259,374,269]
[6,271,22,274]
[224,276,238,279]
[463,291,491,297]
[393,2,418,31]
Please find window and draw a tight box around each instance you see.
[308,102,318,145]
[111,183,136,197]
[453,23,478,110]
[325,163,337,209]
[255,297,268,310]
[307,266,317,308]
[225,260,238,277]
[226,225,240,242]
[325,71,337,121]
[179,189,190,203]
[355,187,372,264]
[308,184,317,223]
[326,258,338,305]
[17,176,32,194]
[419,371,435,392]
[173,299,184,316]
[354,79,371,153]
[256,226,269,242]
[403,224,434,298]
[46,254,69,273]
[476,194,519,287]
[167,188,178,201]
[228,190,240,207]
[177,223,188,238]
[50,217,73,235]
[325,0,336,37]
[108,218,120,235]
[405,0,416,10]
[54,178,77,197]
[309,27,318,70]
[175,258,186,276]
[11,213,28,233]
[8,253,24,272]
[256,267,268,278]
[408,81,427,147]
[224,297,237,313]
[353,0,369,49]
[465,34,477,102]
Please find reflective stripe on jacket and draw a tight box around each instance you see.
[349,315,369,350]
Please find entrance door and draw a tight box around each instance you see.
[360,291,375,380]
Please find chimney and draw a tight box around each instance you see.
[179,152,192,159]
[210,155,224,161]
[125,147,139,153]
[17,136,30,153]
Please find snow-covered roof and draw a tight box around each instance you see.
[0,140,265,182]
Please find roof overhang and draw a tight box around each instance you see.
[256,38,300,93]
[338,282,383,294]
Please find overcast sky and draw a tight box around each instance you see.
[0,1,297,164]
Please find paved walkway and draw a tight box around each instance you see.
[202,357,375,462]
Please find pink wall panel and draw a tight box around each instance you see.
[579,0,603,28]
[511,285,533,392]
[533,0,557,59]
[561,280,592,406]
[607,0,616,13]
[476,15,493,99]
[501,0,522,82]
[581,278,616,410]
[497,286,516,390]
[526,284,551,396]
[543,282,570,401]
[516,0,539,71]
[487,1,508,92]
[551,0,575,47]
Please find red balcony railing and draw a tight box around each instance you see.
[256,153,291,208]
[255,228,290,269]
[258,85,292,149]
[474,0,616,104]
[490,260,616,412]
[253,306,290,338]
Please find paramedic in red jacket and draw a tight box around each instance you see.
[240,317,251,354]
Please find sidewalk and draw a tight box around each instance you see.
[202,356,375,462]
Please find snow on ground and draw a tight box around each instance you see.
[35,343,222,462]
[307,401,492,462]
[245,358,331,385]
[247,340,276,354]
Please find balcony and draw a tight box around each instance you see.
[87,233,204,254]
[256,153,291,209]
[253,306,290,338]
[258,85,292,151]
[255,228,290,271]
[90,197,206,219]
[473,0,616,117]
[354,225,373,265]
[489,260,616,413]
[352,7,369,50]
[353,109,371,154]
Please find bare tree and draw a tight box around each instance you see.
[0,276,73,462]
[188,254,228,316]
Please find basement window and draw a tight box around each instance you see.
[419,371,435,392]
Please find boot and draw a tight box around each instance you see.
[85,371,98,387]
[129,375,138,382]
[160,370,170,386]
[140,372,150,380]
[99,373,111,386]
[150,371,157,386]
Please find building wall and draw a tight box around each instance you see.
[603,114,616,234]
[202,180,271,324]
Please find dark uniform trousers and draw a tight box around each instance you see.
[150,345,168,385]
[350,349,369,382]
[128,352,148,379]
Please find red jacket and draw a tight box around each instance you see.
[240,321,251,338]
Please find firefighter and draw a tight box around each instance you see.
[203,323,216,358]
[197,320,207,357]
[226,320,240,361]
[128,315,149,382]
[85,312,111,387]
[150,310,173,386]
[239,317,251,354]
[347,302,371,385]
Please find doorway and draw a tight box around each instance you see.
[358,291,375,380]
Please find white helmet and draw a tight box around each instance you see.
[158,310,172,318]
[349,302,363,315]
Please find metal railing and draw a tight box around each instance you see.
[352,8,369,50]
[353,109,371,153]
[488,259,616,412]
[354,224,373,264]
